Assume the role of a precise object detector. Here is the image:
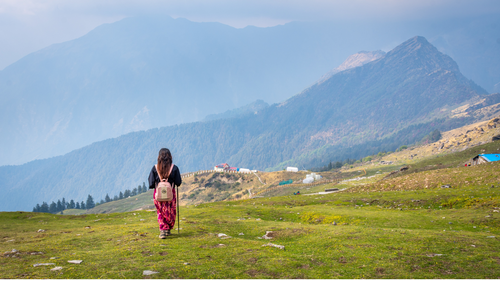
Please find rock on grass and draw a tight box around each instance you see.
[143,270,159,276]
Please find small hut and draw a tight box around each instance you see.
[471,154,500,165]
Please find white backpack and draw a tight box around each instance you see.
[154,164,174,202]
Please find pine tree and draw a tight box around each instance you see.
[41,202,49,213]
[32,207,36,212]
[57,200,63,212]
[69,199,75,209]
[132,187,138,196]
[49,201,57,213]
[86,195,95,209]
[61,198,66,210]
[142,182,147,193]
[124,189,131,198]
[100,199,104,204]
[81,201,86,210]
[105,194,111,202]
[35,204,41,212]
[119,191,124,199]
[76,202,80,209]
[113,195,118,201]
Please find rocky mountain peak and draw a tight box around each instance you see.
[384,36,461,74]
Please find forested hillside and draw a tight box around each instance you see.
[0,36,492,212]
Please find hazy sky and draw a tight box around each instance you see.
[1,0,500,70]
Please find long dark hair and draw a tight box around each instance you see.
[157,148,173,180]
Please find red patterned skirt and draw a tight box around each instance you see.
[153,187,177,231]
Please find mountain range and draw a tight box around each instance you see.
[0,36,495,212]
[1,15,500,166]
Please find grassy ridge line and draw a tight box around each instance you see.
[1,179,499,278]
[62,191,155,215]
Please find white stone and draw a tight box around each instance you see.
[51,266,63,271]
[37,229,45,233]
[68,260,83,264]
[143,270,159,276]
[262,243,285,250]
[34,263,55,267]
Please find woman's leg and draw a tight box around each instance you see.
[164,188,177,231]
[154,188,177,231]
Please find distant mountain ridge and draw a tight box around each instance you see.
[0,36,490,212]
[0,16,351,166]
[2,16,500,167]
[317,50,386,83]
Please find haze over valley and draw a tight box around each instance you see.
[1,15,500,166]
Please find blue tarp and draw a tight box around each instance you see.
[479,154,500,162]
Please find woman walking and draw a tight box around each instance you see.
[148,148,182,238]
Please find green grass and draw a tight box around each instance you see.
[1,180,499,278]
[392,141,500,178]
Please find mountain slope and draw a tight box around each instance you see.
[202,100,269,122]
[0,36,490,212]
[317,50,386,83]
[0,16,349,166]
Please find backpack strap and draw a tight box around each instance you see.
[155,164,175,182]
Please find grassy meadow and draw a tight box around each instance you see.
[1,179,499,278]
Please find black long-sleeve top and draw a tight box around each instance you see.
[148,165,182,190]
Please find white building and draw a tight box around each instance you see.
[286,167,298,172]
